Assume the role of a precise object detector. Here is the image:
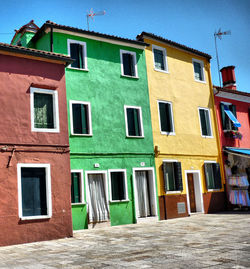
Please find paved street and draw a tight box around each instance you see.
[0,212,249,269]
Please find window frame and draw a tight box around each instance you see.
[220,101,238,131]
[204,161,222,191]
[108,169,129,202]
[30,87,60,133]
[192,58,206,83]
[17,163,52,220]
[120,49,138,78]
[198,107,213,138]
[71,169,85,205]
[157,100,175,135]
[124,105,144,138]
[69,100,92,136]
[162,160,182,194]
[152,44,169,73]
[67,39,88,71]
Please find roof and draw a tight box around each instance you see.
[214,86,250,97]
[31,20,148,48]
[137,32,212,60]
[0,42,73,65]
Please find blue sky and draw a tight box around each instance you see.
[1,0,249,92]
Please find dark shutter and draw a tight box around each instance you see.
[111,172,125,200]
[122,53,135,76]
[154,49,164,70]
[199,109,207,135]
[127,108,141,136]
[78,44,84,69]
[159,102,172,132]
[173,162,183,191]
[71,173,80,203]
[220,103,226,130]
[72,104,89,134]
[162,162,168,193]
[230,105,238,131]
[204,163,213,189]
[81,104,88,134]
[70,43,80,68]
[213,163,222,189]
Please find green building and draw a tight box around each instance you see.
[12,20,159,230]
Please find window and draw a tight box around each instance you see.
[192,59,205,82]
[109,169,128,202]
[30,87,59,133]
[158,101,174,134]
[220,103,238,131]
[162,161,183,192]
[67,39,87,70]
[120,50,138,78]
[152,45,168,72]
[17,164,52,220]
[204,162,222,190]
[70,101,92,136]
[71,170,84,204]
[124,106,144,137]
[198,108,212,137]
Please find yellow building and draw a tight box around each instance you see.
[137,32,226,219]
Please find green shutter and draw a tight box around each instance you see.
[220,103,226,130]
[71,173,80,203]
[204,110,212,136]
[70,43,80,68]
[81,104,88,134]
[78,44,84,69]
[230,105,238,131]
[72,104,88,134]
[159,102,172,132]
[213,163,222,189]
[127,108,141,136]
[204,163,215,189]
[173,162,183,191]
[34,93,54,129]
[199,109,211,136]
[162,162,176,192]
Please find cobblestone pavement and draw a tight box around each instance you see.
[0,212,249,269]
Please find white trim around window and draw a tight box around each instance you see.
[198,107,213,138]
[69,100,92,136]
[192,58,206,83]
[108,169,129,202]
[30,87,60,133]
[71,169,85,205]
[120,49,138,78]
[67,39,88,71]
[152,44,169,73]
[17,163,52,220]
[124,105,144,138]
[157,100,175,135]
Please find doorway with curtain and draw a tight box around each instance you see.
[86,172,110,226]
[133,168,157,220]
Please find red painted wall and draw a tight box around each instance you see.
[0,53,72,246]
[214,96,250,149]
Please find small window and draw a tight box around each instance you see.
[198,108,212,137]
[124,106,144,138]
[220,103,238,131]
[30,87,59,133]
[109,170,128,202]
[17,164,52,220]
[70,101,92,136]
[158,101,174,134]
[162,161,183,192]
[67,39,87,70]
[120,50,138,78]
[152,45,168,72]
[192,59,205,82]
[71,170,84,204]
[204,162,222,190]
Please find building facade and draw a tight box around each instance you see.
[12,21,159,230]
[0,42,73,246]
[137,32,226,219]
[214,66,250,209]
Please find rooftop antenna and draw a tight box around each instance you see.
[214,28,231,87]
[87,9,106,31]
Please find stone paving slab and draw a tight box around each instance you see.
[0,212,249,268]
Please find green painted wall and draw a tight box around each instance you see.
[33,30,159,229]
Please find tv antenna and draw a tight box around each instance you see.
[87,9,106,31]
[214,28,231,87]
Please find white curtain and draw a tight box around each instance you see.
[88,174,109,223]
[136,171,151,217]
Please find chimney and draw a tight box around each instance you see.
[220,66,236,90]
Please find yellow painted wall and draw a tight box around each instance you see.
[144,37,224,196]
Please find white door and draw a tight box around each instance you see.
[88,173,109,223]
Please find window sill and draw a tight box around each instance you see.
[126,135,145,139]
[194,79,206,84]
[121,74,139,79]
[154,68,169,74]
[67,67,89,72]
[201,135,213,139]
[161,131,175,136]
[32,128,59,133]
[110,199,130,203]
[207,189,221,192]
[71,202,86,206]
[71,133,93,137]
[166,191,182,194]
[20,215,51,221]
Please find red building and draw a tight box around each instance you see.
[214,66,250,209]
[0,43,73,246]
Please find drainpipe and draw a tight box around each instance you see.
[50,26,53,52]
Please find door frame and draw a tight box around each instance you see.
[184,170,204,215]
[85,170,109,222]
[132,167,158,221]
